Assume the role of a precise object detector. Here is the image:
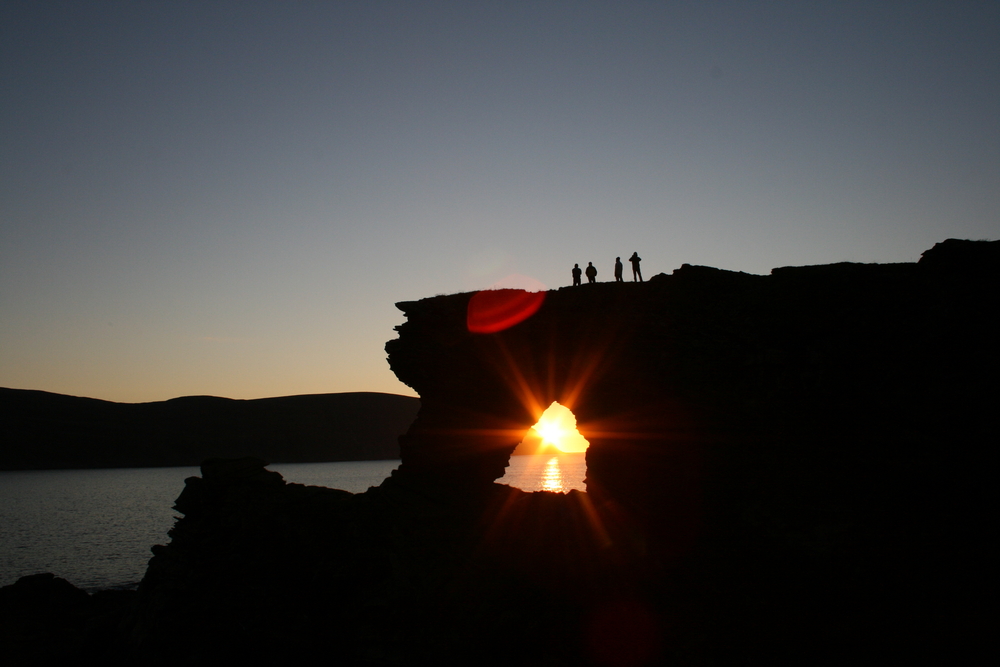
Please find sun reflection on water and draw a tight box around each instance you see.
[541,456,564,492]
[500,452,586,493]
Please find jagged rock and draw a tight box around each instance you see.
[12,241,996,665]
[378,238,996,663]
[0,572,90,613]
[0,573,136,665]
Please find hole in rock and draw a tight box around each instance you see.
[498,401,589,493]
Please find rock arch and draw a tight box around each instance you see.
[385,241,1000,566]
[120,240,996,664]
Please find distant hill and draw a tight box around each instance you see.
[0,389,420,470]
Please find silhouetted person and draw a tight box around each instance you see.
[572,263,582,286]
[585,262,597,283]
[629,252,643,282]
[614,257,623,282]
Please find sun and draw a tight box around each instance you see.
[528,402,589,453]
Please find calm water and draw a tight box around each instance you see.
[0,455,585,591]
[499,452,587,494]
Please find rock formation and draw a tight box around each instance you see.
[376,237,997,662]
[4,239,995,664]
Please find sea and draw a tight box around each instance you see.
[0,453,586,591]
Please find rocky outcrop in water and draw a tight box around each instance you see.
[6,239,996,664]
[375,237,997,662]
[0,573,136,664]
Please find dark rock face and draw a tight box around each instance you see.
[120,457,637,664]
[378,238,997,661]
[17,240,994,664]
[0,573,137,664]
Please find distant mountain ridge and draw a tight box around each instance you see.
[0,388,420,470]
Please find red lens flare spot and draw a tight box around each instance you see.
[467,289,545,334]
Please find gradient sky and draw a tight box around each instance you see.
[2,1,998,403]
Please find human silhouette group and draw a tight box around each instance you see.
[572,252,642,285]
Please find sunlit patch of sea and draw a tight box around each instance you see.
[497,452,587,493]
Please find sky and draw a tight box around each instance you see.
[2,1,998,404]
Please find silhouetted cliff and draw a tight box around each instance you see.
[379,238,997,661]
[4,239,996,665]
[0,390,419,469]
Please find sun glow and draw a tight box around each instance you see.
[521,401,589,454]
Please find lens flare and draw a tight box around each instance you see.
[467,289,546,334]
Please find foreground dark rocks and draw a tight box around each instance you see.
[0,573,137,665]
[5,239,996,665]
[129,457,655,664]
[4,458,653,664]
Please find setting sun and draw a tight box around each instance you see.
[523,401,589,453]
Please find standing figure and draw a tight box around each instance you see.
[629,252,643,282]
[585,262,598,283]
[572,263,582,286]
[614,257,624,282]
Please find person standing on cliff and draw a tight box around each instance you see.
[614,257,624,282]
[629,252,643,282]
[585,262,598,283]
[572,263,582,286]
